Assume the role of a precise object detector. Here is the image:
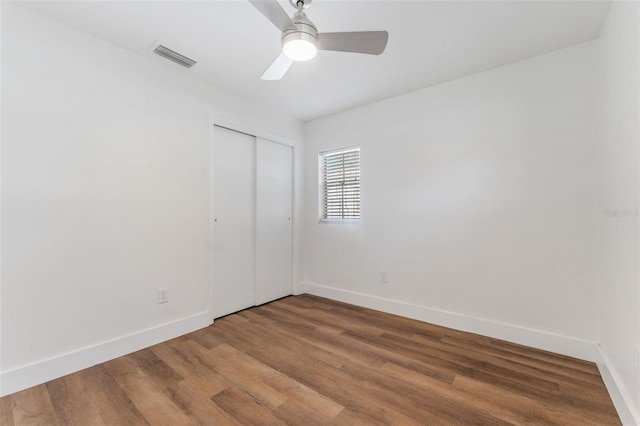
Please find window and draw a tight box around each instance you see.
[320,147,360,221]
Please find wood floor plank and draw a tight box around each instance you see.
[215,343,345,421]
[381,361,557,425]
[162,381,241,425]
[442,334,604,382]
[128,348,184,389]
[103,356,192,425]
[376,331,562,391]
[271,399,342,426]
[341,359,511,425]
[458,362,618,424]
[71,365,149,426]
[201,317,269,352]
[187,328,226,350]
[179,339,289,410]
[331,408,377,426]
[210,387,285,425]
[453,374,619,425]
[248,306,401,370]
[489,338,600,373]
[419,332,604,388]
[10,384,62,426]
[259,300,385,338]
[246,338,440,425]
[220,314,351,369]
[1,294,621,425]
[419,333,613,413]
[45,369,105,425]
[0,393,15,426]
[150,340,228,397]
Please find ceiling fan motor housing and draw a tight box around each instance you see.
[281,11,318,51]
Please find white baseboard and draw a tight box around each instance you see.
[0,311,211,397]
[596,346,640,426]
[303,282,596,362]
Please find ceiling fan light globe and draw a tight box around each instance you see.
[283,39,317,61]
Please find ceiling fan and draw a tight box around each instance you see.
[249,0,389,80]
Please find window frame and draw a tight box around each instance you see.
[318,146,361,224]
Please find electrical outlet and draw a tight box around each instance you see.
[634,345,640,374]
[380,271,388,283]
[157,288,169,304]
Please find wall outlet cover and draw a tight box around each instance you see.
[157,288,169,304]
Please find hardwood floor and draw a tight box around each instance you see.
[1,294,620,425]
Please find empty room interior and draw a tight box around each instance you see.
[1,0,639,424]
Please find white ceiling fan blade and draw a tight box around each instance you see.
[249,0,296,32]
[261,52,295,80]
[318,31,389,55]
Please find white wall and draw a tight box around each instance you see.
[0,2,302,396]
[598,1,640,423]
[303,41,601,360]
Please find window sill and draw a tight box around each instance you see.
[318,218,360,225]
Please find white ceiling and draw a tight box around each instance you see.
[16,0,611,122]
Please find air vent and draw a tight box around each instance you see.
[153,45,197,68]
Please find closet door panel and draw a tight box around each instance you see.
[255,138,293,305]
[212,126,255,318]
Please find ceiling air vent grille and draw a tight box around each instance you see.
[153,45,196,68]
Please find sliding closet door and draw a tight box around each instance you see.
[255,138,293,305]
[212,126,255,318]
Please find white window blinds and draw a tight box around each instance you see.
[320,147,360,221]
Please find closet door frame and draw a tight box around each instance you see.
[208,117,298,324]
